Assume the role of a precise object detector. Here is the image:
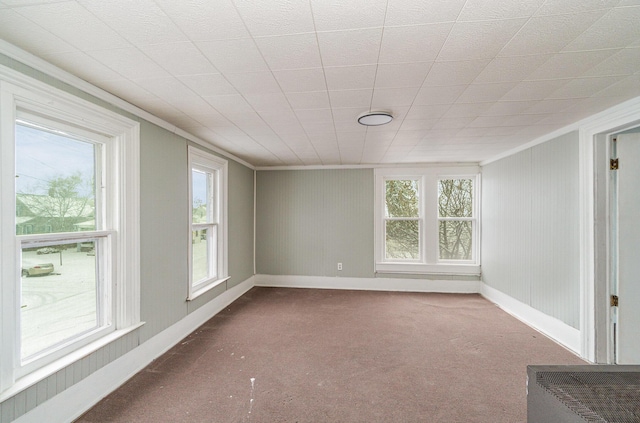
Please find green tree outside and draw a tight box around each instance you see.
[385,180,420,259]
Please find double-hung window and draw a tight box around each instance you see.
[188,146,228,300]
[438,178,475,261]
[15,115,109,367]
[375,166,480,275]
[384,179,421,260]
[0,67,140,394]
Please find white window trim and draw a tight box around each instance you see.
[0,65,141,394]
[374,166,481,276]
[187,146,229,301]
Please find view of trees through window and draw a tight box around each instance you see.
[385,179,420,259]
[384,178,474,261]
[15,123,96,235]
[438,179,473,260]
[15,122,101,360]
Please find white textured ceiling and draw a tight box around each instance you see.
[1,0,639,167]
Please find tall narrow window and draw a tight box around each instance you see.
[0,71,140,393]
[188,147,228,300]
[438,179,475,261]
[191,168,217,283]
[16,119,106,362]
[384,179,421,260]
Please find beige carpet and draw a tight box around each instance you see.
[76,287,586,422]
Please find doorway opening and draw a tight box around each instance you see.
[592,120,640,364]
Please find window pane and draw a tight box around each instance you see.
[385,180,419,218]
[192,228,208,283]
[192,170,209,224]
[192,226,218,285]
[439,221,473,260]
[21,241,99,359]
[385,220,419,259]
[192,169,216,224]
[438,179,473,218]
[15,123,97,235]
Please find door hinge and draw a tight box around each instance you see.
[610,158,619,170]
[611,295,619,307]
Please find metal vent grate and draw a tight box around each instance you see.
[536,371,640,422]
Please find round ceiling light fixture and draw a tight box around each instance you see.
[357,111,393,126]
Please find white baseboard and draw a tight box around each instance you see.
[14,276,255,423]
[255,274,481,293]
[12,276,582,423]
[481,283,581,356]
[256,276,582,355]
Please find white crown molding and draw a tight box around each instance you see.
[255,161,480,171]
[0,39,255,170]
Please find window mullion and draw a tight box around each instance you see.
[423,174,438,265]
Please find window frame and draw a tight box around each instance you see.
[374,166,480,276]
[383,177,423,262]
[187,146,229,301]
[437,175,477,264]
[0,66,141,395]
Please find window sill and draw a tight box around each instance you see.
[375,263,481,276]
[0,322,145,402]
[187,276,230,301]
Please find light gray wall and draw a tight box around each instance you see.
[227,159,256,287]
[256,169,374,278]
[139,121,190,340]
[0,54,255,421]
[481,131,580,328]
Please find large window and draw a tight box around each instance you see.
[0,68,140,393]
[188,146,228,300]
[16,118,106,365]
[375,167,480,275]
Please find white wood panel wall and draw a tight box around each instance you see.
[481,131,580,329]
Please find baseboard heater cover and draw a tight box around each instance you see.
[527,365,640,422]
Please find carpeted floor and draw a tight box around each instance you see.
[76,287,586,423]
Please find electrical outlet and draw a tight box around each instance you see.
[337,262,342,271]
